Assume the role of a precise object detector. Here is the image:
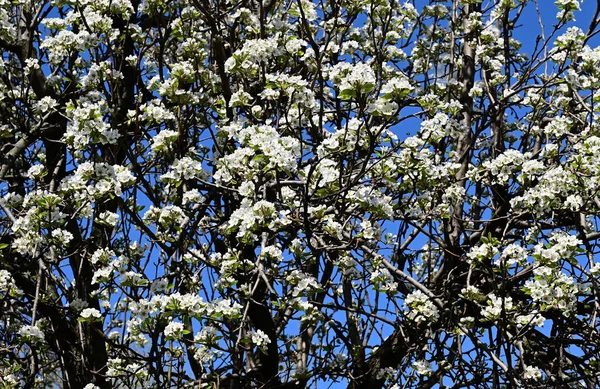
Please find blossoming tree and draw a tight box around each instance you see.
[2,0,600,387]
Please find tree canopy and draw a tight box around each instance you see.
[2,0,600,388]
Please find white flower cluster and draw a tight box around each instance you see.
[75,0,134,25]
[129,293,241,323]
[370,268,398,294]
[80,308,102,321]
[194,326,219,344]
[511,166,577,213]
[555,0,580,13]
[438,183,466,215]
[286,270,321,297]
[375,367,396,380]
[460,285,482,302]
[92,252,135,285]
[260,245,284,262]
[160,157,207,184]
[546,117,574,138]
[412,360,432,375]
[80,62,124,89]
[335,255,361,279]
[285,37,307,54]
[290,0,317,20]
[482,149,526,185]
[264,72,315,109]
[321,214,344,240]
[41,30,95,64]
[473,22,506,85]
[496,244,528,267]
[532,232,581,265]
[404,290,439,323]
[368,73,413,116]
[249,329,271,347]
[143,205,186,230]
[27,164,45,180]
[466,242,499,263]
[164,321,185,339]
[63,101,120,150]
[516,313,545,328]
[523,365,542,380]
[10,190,73,256]
[0,270,21,297]
[97,211,119,227]
[194,344,221,365]
[223,199,290,240]
[229,89,253,108]
[18,324,45,342]
[182,188,204,205]
[215,123,300,185]
[317,118,368,157]
[555,0,580,21]
[524,266,583,315]
[225,37,282,75]
[329,62,376,99]
[463,11,483,34]
[368,99,399,117]
[381,75,413,98]
[552,27,585,61]
[313,158,339,185]
[214,250,253,289]
[91,248,116,265]
[348,186,394,219]
[419,113,465,143]
[150,130,179,154]
[579,45,600,71]
[169,60,196,83]
[360,220,381,241]
[105,357,127,377]
[59,162,135,203]
[0,192,22,209]
[481,294,514,321]
[137,100,176,125]
[518,159,545,185]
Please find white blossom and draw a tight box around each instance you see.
[404,290,439,323]
[80,308,102,321]
[413,360,432,375]
[18,324,45,342]
[164,321,185,339]
[249,329,271,347]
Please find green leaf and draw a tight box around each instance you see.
[338,89,355,100]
